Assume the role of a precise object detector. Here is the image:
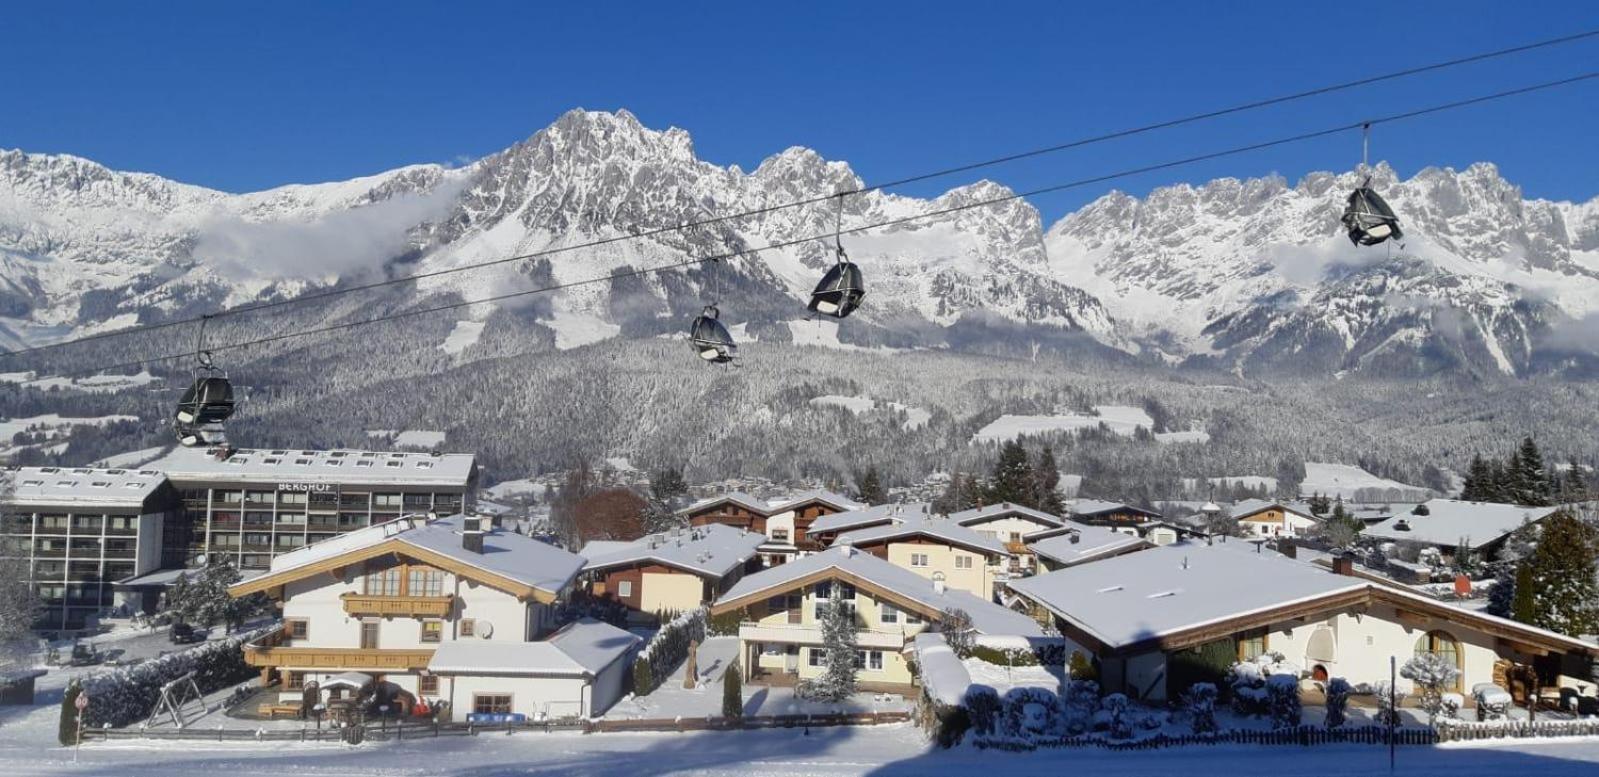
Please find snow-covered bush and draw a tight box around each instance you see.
[1324,677,1352,729]
[1374,681,1406,727]
[1100,693,1132,739]
[1228,652,1298,717]
[634,607,706,697]
[1181,682,1219,734]
[75,627,267,729]
[1401,653,1461,724]
[963,685,1002,738]
[1266,674,1301,729]
[1001,687,1062,740]
[1473,685,1512,721]
[1440,692,1464,721]
[1061,679,1100,735]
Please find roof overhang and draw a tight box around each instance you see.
[227,538,558,603]
[711,565,950,624]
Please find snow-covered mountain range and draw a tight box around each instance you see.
[4,108,1596,376]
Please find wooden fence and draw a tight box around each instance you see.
[973,725,1440,751]
[1436,719,1599,742]
[79,710,911,744]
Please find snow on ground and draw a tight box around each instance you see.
[1153,430,1210,444]
[438,320,486,355]
[961,659,1064,696]
[367,430,447,449]
[810,395,930,431]
[1184,475,1281,492]
[0,371,161,394]
[0,414,140,439]
[92,446,169,469]
[1302,462,1431,499]
[974,405,1165,443]
[786,320,900,353]
[603,457,635,472]
[483,478,545,500]
[545,308,621,350]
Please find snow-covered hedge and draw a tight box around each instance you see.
[632,607,705,697]
[1227,652,1299,717]
[1325,677,1352,729]
[74,627,268,729]
[1181,682,1218,734]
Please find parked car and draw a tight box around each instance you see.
[168,623,203,645]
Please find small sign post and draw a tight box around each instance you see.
[74,691,89,763]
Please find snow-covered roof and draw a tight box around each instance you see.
[428,618,638,677]
[144,445,475,487]
[235,514,583,599]
[832,515,1009,557]
[580,524,765,578]
[1069,499,1160,519]
[948,502,1066,530]
[910,632,970,707]
[715,546,1043,637]
[767,489,863,513]
[677,491,771,516]
[1230,499,1316,521]
[1008,540,1365,650]
[5,466,166,508]
[1363,499,1560,549]
[1026,525,1150,568]
[808,502,926,534]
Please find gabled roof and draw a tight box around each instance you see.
[808,502,927,534]
[1230,499,1317,522]
[145,445,475,487]
[832,515,1009,557]
[5,465,167,508]
[767,489,863,514]
[1070,499,1162,520]
[228,514,583,602]
[427,619,639,677]
[676,491,771,517]
[712,546,1043,637]
[580,524,765,578]
[1363,499,1561,549]
[1008,540,1598,657]
[948,503,1067,530]
[1026,525,1150,568]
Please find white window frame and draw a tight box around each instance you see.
[880,602,899,625]
[910,553,929,568]
[617,580,633,598]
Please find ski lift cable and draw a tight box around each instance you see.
[4,30,1597,361]
[35,70,1599,378]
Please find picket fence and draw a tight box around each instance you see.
[973,724,1439,751]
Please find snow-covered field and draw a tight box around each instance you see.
[810,395,931,430]
[0,414,141,439]
[366,430,447,449]
[786,320,901,353]
[92,446,170,469]
[1301,462,1430,499]
[438,320,485,355]
[0,371,161,394]
[975,405,1199,444]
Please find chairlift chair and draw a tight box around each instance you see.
[807,261,866,319]
[688,305,737,364]
[1340,183,1403,246]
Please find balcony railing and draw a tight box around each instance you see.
[243,626,435,670]
[340,592,455,618]
[738,621,908,650]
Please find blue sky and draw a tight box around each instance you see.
[3,2,1596,218]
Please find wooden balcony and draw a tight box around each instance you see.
[243,627,435,670]
[339,592,454,618]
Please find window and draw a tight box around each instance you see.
[460,619,475,638]
[868,651,883,670]
[955,555,973,569]
[473,694,512,715]
[905,608,924,625]
[813,581,831,600]
[419,674,439,696]
[280,492,308,506]
[1415,630,1462,690]
[286,671,306,691]
[421,620,443,643]
[910,553,929,568]
[617,580,634,599]
[767,595,787,613]
[880,603,899,625]
[1238,628,1268,662]
[364,565,402,596]
[770,529,790,542]
[408,567,445,597]
[276,535,306,549]
[286,619,309,640]
[374,494,403,508]
[838,582,856,601]
[808,648,828,667]
[360,621,380,649]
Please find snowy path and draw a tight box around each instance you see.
[5,725,1599,776]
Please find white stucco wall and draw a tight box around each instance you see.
[884,542,995,598]
[443,673,591,721]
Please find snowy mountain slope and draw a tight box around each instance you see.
[2,110,1596,377]
[1045,162,1599,375]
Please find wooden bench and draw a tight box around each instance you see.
[258,703,302,719]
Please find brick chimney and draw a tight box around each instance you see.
[1332,553,1354,576]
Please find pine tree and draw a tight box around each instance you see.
[1511,562,1538,625]
[1512,437,1552,507]
[854,467,885,505]
[1460,455,1489,501]
[798,601,859,702]
[1031,448,1065,514]
[722,660,743,719]
[986,441,1034,507]
[1489,518,1540,618]
[1520,512,1599,636]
